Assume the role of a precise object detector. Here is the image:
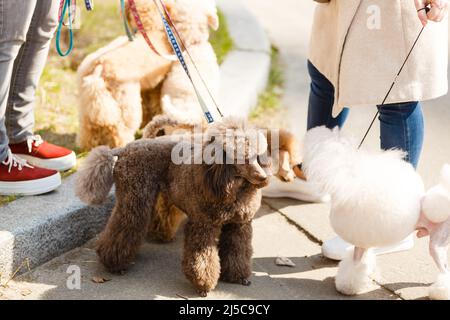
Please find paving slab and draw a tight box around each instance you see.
[374,237,446,300]
[0,204,395,300]
[263,198,335,244]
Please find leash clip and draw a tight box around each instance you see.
[417,5,431,14]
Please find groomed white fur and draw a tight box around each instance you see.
[303,127,424,249]
[335,250,376,295]
[429,273,450,300]
[423,165,450,223]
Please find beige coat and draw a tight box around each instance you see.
[309,0,448,116]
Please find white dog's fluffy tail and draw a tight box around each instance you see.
[303,126,408,206]
[422,164,450,223]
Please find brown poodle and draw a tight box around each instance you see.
[75,117,271,296]
[143,114,299,181]
[140,115,299,242]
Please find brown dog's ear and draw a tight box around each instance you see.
[203,164,235,199]
[207,7,219,31]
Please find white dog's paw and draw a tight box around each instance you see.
[429,273,450,300]
[335,251,377,296]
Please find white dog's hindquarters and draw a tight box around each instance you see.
[335,248,376,296]
[422,164,450,224]
[303,126,424,249]
[429,273,450,300]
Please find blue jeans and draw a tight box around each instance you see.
[0,0,58,162]
[307,61,424,169]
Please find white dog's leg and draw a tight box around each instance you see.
[335,247,376,296]
[429,232,450,300]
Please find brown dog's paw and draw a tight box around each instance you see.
[241,278,252,286]
[198,290,209,298]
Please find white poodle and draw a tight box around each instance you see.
[303,126,450,299]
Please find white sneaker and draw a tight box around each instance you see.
[262,175,330,203]
[322,235,415,261]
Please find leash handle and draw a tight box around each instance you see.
[358,20,427,149]
[56,0,74,57]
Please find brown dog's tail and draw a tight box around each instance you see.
[142,115,181,139]
[75,146,118,205]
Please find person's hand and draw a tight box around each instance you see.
[415,0,449,26]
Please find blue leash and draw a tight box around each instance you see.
[121,0,135,42]
[56,0,74,57]
[84,0,94,11]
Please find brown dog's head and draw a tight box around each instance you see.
[202,117,272,200]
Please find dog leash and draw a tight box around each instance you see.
[127,0,178,61]
[153,0,224,122]
[56,0,95,57]
[358,6,430,149]
[84,0,94,11]
[127,0,224,123]
[120,0,135,41]
[156,0,224,120]
[56,0,75,57]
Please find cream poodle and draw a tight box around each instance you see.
[76,0,219,150]
[303,126,450,300]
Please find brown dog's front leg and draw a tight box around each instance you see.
[182,220,221,297]
[219,222,253,286]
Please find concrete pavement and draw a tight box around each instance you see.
[0,204,397,300]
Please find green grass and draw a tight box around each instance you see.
[250,46,284,123]
[210,10,234,64]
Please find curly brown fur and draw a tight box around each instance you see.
[141,84,163,129]
[77,118,269,296]
[142,114,201,139]
[147,192,186,242]
[75,146,118,205]
[143,122,300,244]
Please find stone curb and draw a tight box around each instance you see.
[0,0,271,278]
[218,0,271,117]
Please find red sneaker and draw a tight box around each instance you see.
[9,135,76,171]
[0,150,61,196]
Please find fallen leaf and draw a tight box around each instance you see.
[275,257,296,267]
[20,289,32,296]
[91,276,111,284]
